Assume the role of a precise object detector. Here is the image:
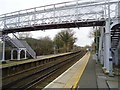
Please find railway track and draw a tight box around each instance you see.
[2,53,72,84]
[2,51,84,89]
[29,53,83,89]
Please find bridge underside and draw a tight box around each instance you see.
[2,20,105,34]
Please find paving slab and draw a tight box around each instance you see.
[77,55,97,88]
[107,80,118,88]
[97,76,108,88]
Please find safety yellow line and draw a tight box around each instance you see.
[72,52,90,89]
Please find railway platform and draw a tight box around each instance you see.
[0,52,71,68]
[44,52,119,89]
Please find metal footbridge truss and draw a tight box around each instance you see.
[0,0,119,34]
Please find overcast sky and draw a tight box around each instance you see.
[0,0,94,46]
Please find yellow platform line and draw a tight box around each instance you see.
[73,52,90,89]
[64,52,90,88]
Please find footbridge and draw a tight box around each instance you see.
[0,0,119,33]
[0,0,120,75]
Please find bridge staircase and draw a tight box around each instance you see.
[5,34,36,59]
[20,40,36,59]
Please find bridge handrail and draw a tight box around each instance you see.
[0,0,110,16]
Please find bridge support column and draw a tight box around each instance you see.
[105,19,110,73]
[114,49,118,66]
[105,19,113,76]
[24,49,27,59]
[2,35,5,61]
[118,1,120,20]
[17,49,21,60]
[118,44,120,66]
[101,47,104,65]
[98,27,104,65]
[11,49,13,60]
[103,33,107,69]
[101,28,105,65]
